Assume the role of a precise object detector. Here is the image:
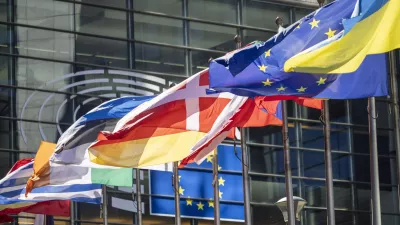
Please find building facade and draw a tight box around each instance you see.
[0,0,399,224]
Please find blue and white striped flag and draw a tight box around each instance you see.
[0,160,102,205]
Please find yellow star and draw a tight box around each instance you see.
[186,197,193,206]
[277,85,287,92]
[218,177,225,186]
[258,64,267,73]
[179,176,181,182]
[297,86,307,92]
[309,18,320,29]
[206,155,213,163]
[197,201,204,210]
[296,22,302,29]
[316,77,327,86]
[218,165,222,171]
[208,199,214,208]
[179,186,185,195]
[325,28,336,38]
[262,79,273,86]
[264,49,271,57]
[219,191,223,199]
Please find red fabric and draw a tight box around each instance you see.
[0,215,14,223]
[7,158,33,174]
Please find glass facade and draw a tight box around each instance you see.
[0,0,399,224]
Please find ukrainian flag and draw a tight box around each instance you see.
[285,0,400,74]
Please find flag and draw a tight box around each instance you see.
[208,0,387,99]
[0,160,71,222]
[284,0,400,74]
[0,159,100,219]
[179,97,282,167]
[150,145,244,221]
[26,96,174,196]
[88,69,286,168]
[33,215,54,225]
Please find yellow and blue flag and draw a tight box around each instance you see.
[150,145,244,221]
[285,0,400,74]
[209,0,387,99]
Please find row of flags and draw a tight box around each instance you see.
[0,0,399,221]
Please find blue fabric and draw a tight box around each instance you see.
[150,145,244,221]
[209,0,387,99]
[78,96,154,125]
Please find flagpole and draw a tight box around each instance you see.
[234,35,251,225]
[388,51,400,211]
[70,202,75,225]
[315,1,336,224]
[173,162,182,225]
[275,18,295,225]
[368,97,382,225]
[135,168,143,225]
[102,185,108,225]
[213,149,221,225]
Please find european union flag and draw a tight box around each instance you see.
[209,0,387,99]
[150,145,244,221]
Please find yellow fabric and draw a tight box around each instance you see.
[89,131,207,168]
[25,141,55,197]
[284,0,400,74]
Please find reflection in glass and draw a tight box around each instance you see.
[134,43,186,75]
[252,205,286,225]
[134,14,183,45]
[189,0,237,24]
[301,123,349,151]
[76,4,127,38]
[16,27,74,61]
[249,125,296,147]
[189,22,236,51]
[16,0,73,30]
[243,0,290,30]
[250,146,297,175]
[250,176,299,203]
[133,0,182,16]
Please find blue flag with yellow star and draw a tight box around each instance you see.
[209,0,387,99]
[149,144,244,221]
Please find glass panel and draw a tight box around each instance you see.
[242,29,275,45]
[305,210,353,225]
[350,99,368,125]
[16,121,60,151]
[134,43,186,75]
[191,50,224,74]
[382,214,400,225]
[15,27,74,61]
[78,0,125,8]
[0,152,11,178]
[189,22,236,51]
[303,180,352,209]
[381,185,400,214]
[16,0,73,30]
[355,183,370,211]
[301,123,349,151]
[353,128,393,155]
[0,0,6,21]
[356,212,370,224]
[248,125,296,146]
[302,151,325,178]
[0,55,8,85]
[249,146,298,175]
[0,25,8,53]
[250,176,299,203]
[252,205,285,225]
[188,0,237,24]
[16,58,72,89]
[133,0,182,16]
[76,4,127,38]
[75,35,128,68]
[294,7,314,21]
[134,14,183,45]
[243,1,290,30]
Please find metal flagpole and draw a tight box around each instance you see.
[274,17,295,225]
[282,101,296,225]
[173,162,182,225]
[388,51,400,211]
[213,149,221,225]
[102,185,108,225]
[323,101,336,225]
[233,35,251,225]
[70,202,75,225]
[368,97,382,225]
[135,168,143,225]
[314,1,336,224]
